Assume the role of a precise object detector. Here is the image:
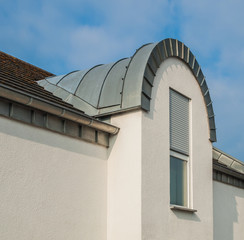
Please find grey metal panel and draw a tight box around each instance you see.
[151,47,161,67]
[201,80,208,95]
[157,41,167,61]
[197,70,204,85]
[58,69,89,93]
[144,65,155,85]
[75,63,114,107]
[0,99,10,116]
[65,120,80,137]
[142,79,152,98]
[165,38,173,57]
[97,131,109,147]
[33,110,45,127]
[209,116,216,129]
[183,45,189,63]
[43,82,60,93]
[204,92,211,107]
[53,87,72,102]
[82,125,96,142]
[38,79,48,87]
[66,95,98,115]
[12,104,32,123]
[122,43,157,109]
[178,40,184,59]
[147,55,157,74]
[171,39,178,56]
[193,60,200,76]
[47,115,64,132]
[207,101,214,116]
[170,89,189,155]
[210,129,217,142]
[46,75,65,85]
[98,58,130,108]
[188,51,194,68]
[141,94,150,111]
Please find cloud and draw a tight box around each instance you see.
[0,0,244,160]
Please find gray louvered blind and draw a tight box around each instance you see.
[170,89,189,155]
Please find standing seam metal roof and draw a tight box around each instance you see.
[38,38,217,142]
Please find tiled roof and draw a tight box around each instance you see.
[0,51,119,140]
[0,51,76,109]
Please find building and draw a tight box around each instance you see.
[0,38,243,240]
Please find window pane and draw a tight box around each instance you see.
[170,156,187,206]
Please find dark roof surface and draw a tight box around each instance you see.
[0,51,75,109]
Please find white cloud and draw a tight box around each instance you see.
[1,0,244,160]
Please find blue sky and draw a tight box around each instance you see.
[1,0,244,161]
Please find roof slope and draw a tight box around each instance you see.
[0,51,119,136]
[38,38,216,142]
[0,51,76,109]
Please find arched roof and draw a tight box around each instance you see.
[38,38,216,142]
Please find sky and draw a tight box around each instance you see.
[1,0,244,161]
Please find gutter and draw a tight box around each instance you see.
[0,85,119,135]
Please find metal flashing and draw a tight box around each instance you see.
[0,85,119,135]
[213,147,244,188]
[0,98,110,147]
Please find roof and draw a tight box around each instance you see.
[213,147,244,188]
[213,147,244,174]
[0,51,76,109]
[0,51,119,139]
[38,38,216,142]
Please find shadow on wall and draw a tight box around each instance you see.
[0,116,107,159]
[213,181,244,240]
[171,210,201,222]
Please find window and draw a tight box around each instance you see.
[169,89,190,207]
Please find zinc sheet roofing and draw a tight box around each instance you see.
[38,38,216,142]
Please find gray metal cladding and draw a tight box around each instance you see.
[98,58,130,108]
[170,89,189,155]
[122,43,157,109]
[58,69,89,93]
[38,38,216,142]
[75,63,114,107]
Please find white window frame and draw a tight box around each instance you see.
[169,88,192,209]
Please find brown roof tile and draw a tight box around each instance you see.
[0,51,78,110]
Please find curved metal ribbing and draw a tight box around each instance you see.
[141,38,216,142]
[120,43,153,108]
[56,70,79,85]
[74,64,103,95]
[97,58,128,108]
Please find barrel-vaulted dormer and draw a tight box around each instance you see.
[38,38,216,142]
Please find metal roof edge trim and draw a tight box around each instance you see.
[0,84,119,135]
[141,38,217,142]
[213,147,244,174]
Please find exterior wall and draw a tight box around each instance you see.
[213,181,244,240]
[141,58,213,240]
[0,116,107,240]
[108,111,142,240]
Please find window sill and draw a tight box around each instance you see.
[170,205,197,213]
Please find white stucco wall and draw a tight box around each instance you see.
[107,110,142,240]
[0,116,107,240]
[213,181,244,240]
[141,58,213,240]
